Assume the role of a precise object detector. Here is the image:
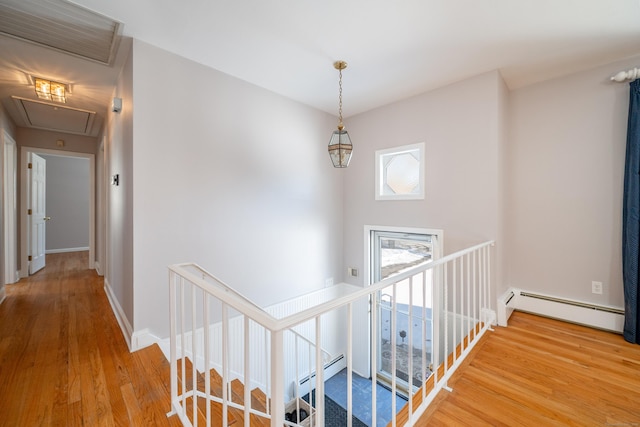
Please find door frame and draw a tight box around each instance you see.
[364,225,443,287]
[3,131,18,284]
[359,225,444,379]
[20,146,95,276]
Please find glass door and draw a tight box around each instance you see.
[371,230,436,393]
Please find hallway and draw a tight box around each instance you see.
[0,252,180,426]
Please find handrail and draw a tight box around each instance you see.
[168,239,496,427]
[168,263,280,329]
[287,327,331,364]
[267,240,495,332]
[170,240,495,334]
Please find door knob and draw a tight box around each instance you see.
[44,216,51,221]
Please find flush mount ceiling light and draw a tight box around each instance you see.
[34,77,66,103]
[328,60,353,168]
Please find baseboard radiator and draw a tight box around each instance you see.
[298,354,345,388]
[497,288,624,333]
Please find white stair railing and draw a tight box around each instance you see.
[167,240,495,427]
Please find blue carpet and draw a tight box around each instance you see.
[323,369,407,427]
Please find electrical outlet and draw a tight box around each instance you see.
[592,281,603,295]
[325,278,333,288]
[348,267,359,277]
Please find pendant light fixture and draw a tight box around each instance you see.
[328,60,353,168]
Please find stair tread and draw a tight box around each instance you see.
[172,358,270,426]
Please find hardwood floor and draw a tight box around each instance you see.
[3,252,640,426]
[0,252,181,427]
[417,311,640,426]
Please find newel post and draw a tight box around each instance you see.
[270,329,285,427]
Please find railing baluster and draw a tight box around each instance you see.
[308,337,313,427]
[391,282,397,427]
[244,316,251,427]
[347,303,353,427]
[167,240,495,427]
[408,275,414,423]
[294,334,300,427]
[466,254,471,346]
[482,246,487,324]
[314,317,324,427]
[180,278,186,412]
[421,269,427,400]
[432,263,441,390]
[169,272,177,414]
[452,258,457,365]
[488,245,492,324]
[265,328,270,417]
[371,292,378,427]
[191,285,197,427]
[455,256,466,354]
[222,303,229,427]
[472,251,477,341]
[443,260,449,377]
[479,246,485,325]
[204,292,211,425]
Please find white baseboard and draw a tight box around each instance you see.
[497,288,624,333]
[103,279,159,352]
[94,261,103,276]
[3,271,20,285]
[103,278,133,351]
[131,329,160,351]
[45,247,90,254]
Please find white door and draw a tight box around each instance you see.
[29,153,47,274]
[370,230,435,392]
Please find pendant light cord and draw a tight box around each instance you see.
[338,68,344,129]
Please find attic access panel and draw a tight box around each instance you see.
[0,0,121,64]
[13,96,96,135]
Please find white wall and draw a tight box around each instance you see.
[343,71,506,294]
[128,40,343,338]
[40,155,90,252]
[96,138,105,275]
[98,38,637,345]
[506,56,640,308]
[104,38,135,330]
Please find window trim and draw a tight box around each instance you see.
[375,142,425,201]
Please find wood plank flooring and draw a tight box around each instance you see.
[0,252,181,427]
[3,251,640,426]
[417,311,640,426]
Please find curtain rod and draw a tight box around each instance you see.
[611,68,640,82]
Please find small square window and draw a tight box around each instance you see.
[375,142,425,200]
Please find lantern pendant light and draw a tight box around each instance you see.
[328,61,353,168]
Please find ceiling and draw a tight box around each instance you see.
[1,0,640,137]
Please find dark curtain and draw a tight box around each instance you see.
[623,79,640,344]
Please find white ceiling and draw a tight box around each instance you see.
[1,0,640,136]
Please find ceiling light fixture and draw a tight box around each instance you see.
[328,61,353,168]
[34,77,66,103]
